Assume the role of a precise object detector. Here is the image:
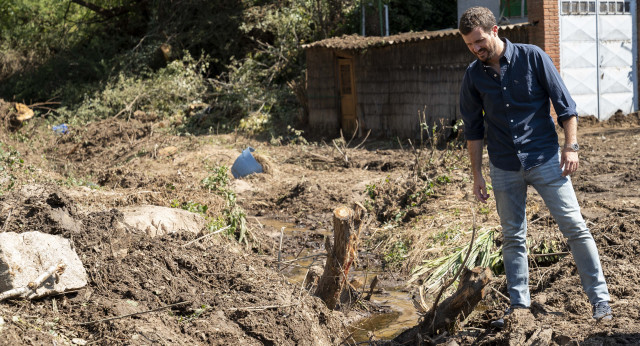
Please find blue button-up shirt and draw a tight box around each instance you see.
[460,38,577,171]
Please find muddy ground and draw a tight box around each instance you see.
[0,107,639,345]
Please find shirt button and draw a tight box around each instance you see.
[506,104,510,107]
[494,74,497,77]
[503,87,507,90]
[510,119,514,122]
[518,150,521,154]
[514,135,518,139]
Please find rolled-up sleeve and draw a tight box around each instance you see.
[460,66,485,140]
[533,47,577,127]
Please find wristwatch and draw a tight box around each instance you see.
[566,143,579,151]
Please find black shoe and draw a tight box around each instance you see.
[490,305,527,329]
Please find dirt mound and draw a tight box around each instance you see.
[0,185,346,345]
[605,110,640,127]
[579,111,640,128]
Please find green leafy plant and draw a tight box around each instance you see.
[478,206,491,215]
[201,165,230,193]
[269,125,309,146]
[384,239,410,269]
[201,164,249,245]
[431,227,462,246]
[171,200,209,215]
[436,175,451,184]
[57,53,209,125]
[59,175,99,189]
[0,143,24,193]
[365,182,377,200]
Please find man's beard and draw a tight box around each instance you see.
[477,43,496,63]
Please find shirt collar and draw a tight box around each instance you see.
[502,38,514,64]
[481,38,513,67]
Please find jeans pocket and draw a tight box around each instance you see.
[534,154,567,186]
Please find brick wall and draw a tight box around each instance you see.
[528,0,561,121]
[528,0,560,71]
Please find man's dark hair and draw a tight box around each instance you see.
[459,7,496,35]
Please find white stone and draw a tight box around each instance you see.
[0,232,87,299]
[120,205,205,237]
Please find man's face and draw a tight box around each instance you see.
[461,26,499,64]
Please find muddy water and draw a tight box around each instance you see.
[259,218,419,341]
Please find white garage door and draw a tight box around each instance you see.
[560,0,637,120]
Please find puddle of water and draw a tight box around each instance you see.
[256,217,332,237]
[255,218,419,342]
[349,289,419,342]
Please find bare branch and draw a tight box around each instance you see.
[0,263,66,301]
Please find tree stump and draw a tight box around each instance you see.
[314,205,361,310]
[394,267,493,343]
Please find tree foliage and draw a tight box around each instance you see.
[386,0,457,33]
[0,0,456,135]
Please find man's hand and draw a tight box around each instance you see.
[560,116,579,177]
[560,149,579,176]
[473,175,490,203]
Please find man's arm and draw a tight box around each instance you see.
[533,47,578,127]
[468,139,490,203]
[560,115,579,176]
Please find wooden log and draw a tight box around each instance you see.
[314,206,359,310]
[394,267,493,343]
[421,266,493,335]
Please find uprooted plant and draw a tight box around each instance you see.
[330,121,371,167]
[410,108,466,180]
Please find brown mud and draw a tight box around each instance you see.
[0,109,639,345]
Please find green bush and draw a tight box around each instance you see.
[55,53,209,125]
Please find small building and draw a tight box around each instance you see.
[303,0,640,139]
[303,25,529,138]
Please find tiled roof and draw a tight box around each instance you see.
[302,23,529,50]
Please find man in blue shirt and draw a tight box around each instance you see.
[458,6,612,327]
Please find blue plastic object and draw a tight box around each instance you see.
[231,147,263,178]
[52,124,69,134]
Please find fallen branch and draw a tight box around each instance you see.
[113,93,145,119]
[364,275,378,301]
[491,286,511,304]
[351,129,371,150]
[226,303,298,312]
[529,251,570,258]
[277,253,326,264]
[0,263,66,301]
[77,301,191,326]
[426,209,479,333]
[181,225,230,248]
[1,208,12,233]
[278,226,285,270]
[307,152,333,162]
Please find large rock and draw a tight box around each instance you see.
[0,231,87,298]
[120,205,206,237]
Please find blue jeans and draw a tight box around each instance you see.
[489,152,610,307]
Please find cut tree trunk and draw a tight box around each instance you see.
[394,267,493,343]
[314,205,361,310]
